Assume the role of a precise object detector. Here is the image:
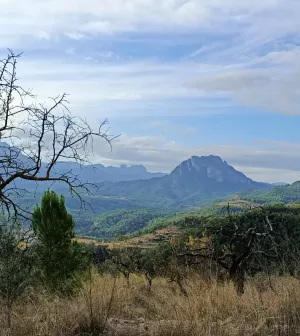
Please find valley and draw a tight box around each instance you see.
[11,152,286,239]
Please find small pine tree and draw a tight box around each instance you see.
[32,190,85,294]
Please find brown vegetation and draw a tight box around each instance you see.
[1,273,300,336]
[75,227,182,249]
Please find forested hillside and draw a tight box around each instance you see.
[240,181,300,204]
[84,209,169,238]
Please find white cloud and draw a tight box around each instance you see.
[14,47,300,117]
[234,166,300,184]
[0,0,296,46]
[14,57,215,119]
[1,0,299,117]
[1,1,300,185]
[89,135,300,183]
[190,54,300,115]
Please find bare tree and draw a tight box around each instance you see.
[0,50,116,217]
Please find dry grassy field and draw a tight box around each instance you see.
[1,273,300,336]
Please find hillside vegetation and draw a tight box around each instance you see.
[3,193,300,335]
[240,181,300,204]
[85,209,169,239]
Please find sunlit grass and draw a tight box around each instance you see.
[1,273,300,335]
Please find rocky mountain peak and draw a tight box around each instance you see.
[170,155,254,186]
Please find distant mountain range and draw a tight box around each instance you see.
[0,141,278,214]
[92,155,272,209]
[3,141,300,238]
[53,162,166,183]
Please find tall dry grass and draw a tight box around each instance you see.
[0,273,300,335]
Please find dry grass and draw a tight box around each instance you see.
[75,227,182,249]
[1,274,300,335]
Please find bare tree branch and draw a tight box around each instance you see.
[0,50,117,218]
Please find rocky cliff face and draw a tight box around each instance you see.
[168,155,267,192]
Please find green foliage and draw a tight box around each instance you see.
[135,211,212,236]
[87,209,168,238]
[240,182,300,204]
[0,219,35,328]
[139,242,174,276]
[32,190,87,294]
[130,203,300,278]
[180,205,300,276]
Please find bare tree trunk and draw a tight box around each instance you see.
[229,265,245,296]
[6,300,12,330]
[169,275,188,296]
[177,279,188,297]
[145,273,152,291]
[122,271,130,286]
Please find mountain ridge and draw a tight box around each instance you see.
[0,141,166,185]
[0,142,274,214]
[93,155,272,208]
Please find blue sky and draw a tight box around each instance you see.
[1,0,300,182]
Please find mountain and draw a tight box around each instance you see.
[0,143,274,220]
[53,162,166,183]
[168,155,268,192]
[94,155,271,208]
[0,141,166,190]
[0,149,276,236]
[272,182,289,186]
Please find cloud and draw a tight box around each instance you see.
[234,166,300,184]
[88,135,300,183]
[16,51,300,118]
[190,53,300,115]
[1,0,299,117]
[9,124,300,183]
[7,34,298,118]
[15,57,219,119]
[0,1,265,39]
[1,1,298,47]
[2,1,300,186]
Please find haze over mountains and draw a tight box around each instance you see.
[5,140,300,238]
[0,141,166,184]
[53,162,166,183]
[0,140,271,195]
[0,141,282,214]
[92,155,271,207]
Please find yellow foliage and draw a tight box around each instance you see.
[186,234,210,249]
[18,241,28,249]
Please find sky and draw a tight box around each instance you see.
[1,0,300,183]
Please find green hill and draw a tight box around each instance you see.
[240,181,300,204]
[83,209,169,239]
